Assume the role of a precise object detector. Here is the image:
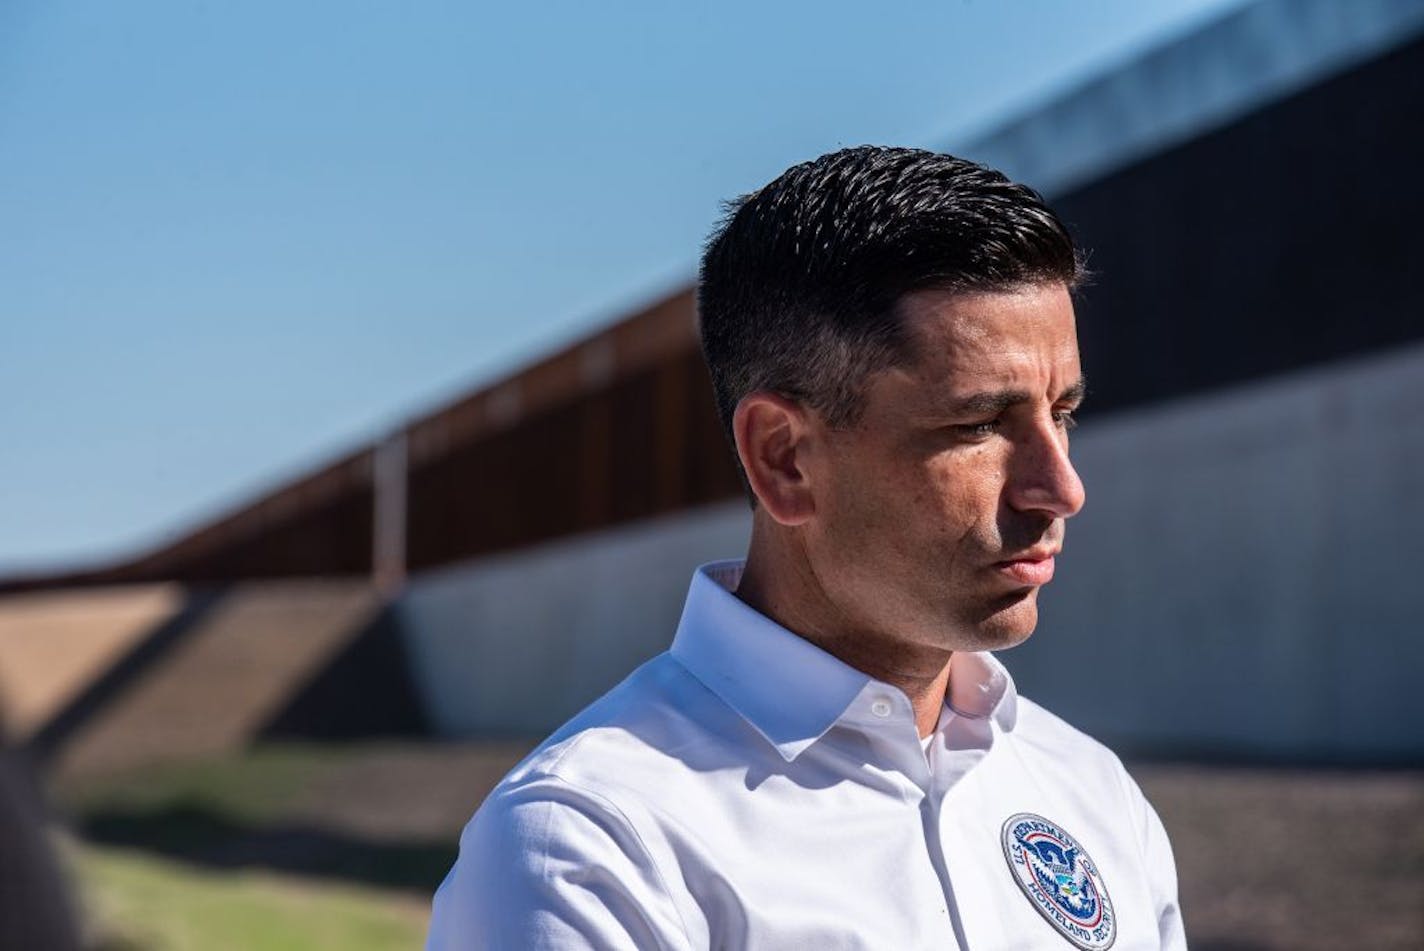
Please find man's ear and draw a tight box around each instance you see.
[732,392,817,526]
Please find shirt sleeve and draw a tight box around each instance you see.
[426,775,694,951]
[1117,765,1187,951]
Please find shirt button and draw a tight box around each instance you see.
[870,698,893,718]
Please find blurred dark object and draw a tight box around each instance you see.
[0,744,81,951]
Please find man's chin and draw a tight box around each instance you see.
[962,588,1040,652]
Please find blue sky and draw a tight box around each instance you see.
[0,0,1248,573]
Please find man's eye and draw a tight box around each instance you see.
[1053,410,1079,431]
[957,420,1000,437]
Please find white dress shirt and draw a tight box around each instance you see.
[428,561,1186,950]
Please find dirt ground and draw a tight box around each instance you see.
[1135,763,1424,951]
[59,742,1424,949]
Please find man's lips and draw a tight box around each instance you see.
[992,550,1058,586]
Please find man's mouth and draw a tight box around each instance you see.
[992,548,1059,586]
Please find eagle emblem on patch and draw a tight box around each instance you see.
[1001,813,1117,950]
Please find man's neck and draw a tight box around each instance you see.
[735,539,953,739]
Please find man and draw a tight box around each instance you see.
[429,147,1185,949]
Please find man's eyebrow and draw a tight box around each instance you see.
[948,389,1032,416]
[942,377,1088,416]
[1058,377,1088,405]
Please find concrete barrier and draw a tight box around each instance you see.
[399,503,750,736]
[1014,342,1424,762]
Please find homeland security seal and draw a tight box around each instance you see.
[1001,813,1117,950]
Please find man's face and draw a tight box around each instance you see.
[804,283,1086,655]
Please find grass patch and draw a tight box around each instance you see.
[51,744,459,893]
[47,742,523,946]
[50,744,349,826]
[73,841,429,951]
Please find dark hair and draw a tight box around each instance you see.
[697,146,1085,469]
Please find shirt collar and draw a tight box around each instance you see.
[944,649,1019,731]
[669,560,1018,762]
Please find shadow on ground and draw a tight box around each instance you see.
[76,800,455,893]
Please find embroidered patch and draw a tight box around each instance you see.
[1001,813,1116,950]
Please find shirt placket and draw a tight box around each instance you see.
[926,707,1005,949]
[844,687,968,950]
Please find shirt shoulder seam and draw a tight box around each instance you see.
[534,768,697,949]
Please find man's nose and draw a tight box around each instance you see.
[1006,420,1086,519]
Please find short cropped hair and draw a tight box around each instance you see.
[697,146,1085,464]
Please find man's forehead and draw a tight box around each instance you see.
[895,284,1078,345]
[861,285,1082,420]
[893,285,1078,367]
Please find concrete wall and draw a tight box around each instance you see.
[400,345,1424,762]
[1013,343,1424,762]
[398,502,751,736]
